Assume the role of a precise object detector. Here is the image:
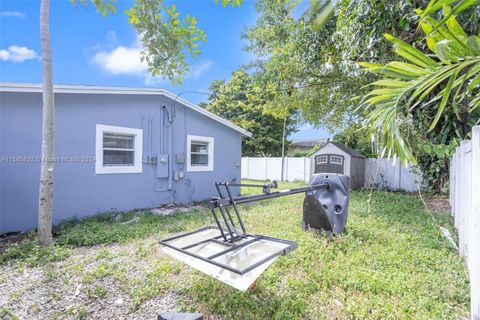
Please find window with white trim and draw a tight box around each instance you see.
[330,155,343,165]
[187,135,214,172]
[95,124,143,174]
[316,155,327,164]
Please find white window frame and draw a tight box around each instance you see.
[187,134,214,172]
[95,124,143,174]
[330,155,343,165]
[316,155,328,164]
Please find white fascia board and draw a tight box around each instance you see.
[0,82,252,138]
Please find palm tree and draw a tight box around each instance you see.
[360,4,480,165]
[35,0,238,246]
[38,0,54,246]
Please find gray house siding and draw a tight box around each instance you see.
[0,90,244,233]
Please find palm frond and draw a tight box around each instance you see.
[359,5,480,164]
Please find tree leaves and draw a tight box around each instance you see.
[82,0,246,84]
[125,0,207,84]
[203,69,299,156]
[310,0,339,30]
[214,0,243,7]
[420,0,480,31]
[360,3,480,165]
[70,0,117,17]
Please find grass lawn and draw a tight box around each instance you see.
[0,180,470,319]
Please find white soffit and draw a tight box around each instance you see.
[0,82,252,138]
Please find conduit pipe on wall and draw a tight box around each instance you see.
[165,106,174,191]
[153,106,169,192]
[160,106,164,154]
[154,106,174,192]
[148,116,153,158]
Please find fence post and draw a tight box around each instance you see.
[459,141,468,257]
[285,157,289,182]
[455,146,461,229]
[471,126,480,320]
[449,156,454,210]
[398,160,402,190]
[264,157,267,181]
[303,157,307,182]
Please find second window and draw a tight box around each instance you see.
[187,135,214,172]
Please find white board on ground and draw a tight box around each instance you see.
[160,228,289,291]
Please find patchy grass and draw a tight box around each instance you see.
[55,206,209,246]
[0,237,70,266]
[0,180,469,319]
[0,207,209,266]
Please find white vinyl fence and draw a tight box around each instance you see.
[241,156,420,191]
[364,158,420,192]
[241,157,311,182]
[450,125,480,320]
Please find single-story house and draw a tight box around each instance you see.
[310,141,365,189]
[288,138,327,156]
[0,83,251,234]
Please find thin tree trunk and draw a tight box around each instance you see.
[38,0,54,246]
[280,112,287,182]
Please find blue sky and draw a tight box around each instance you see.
[0,0,328,140]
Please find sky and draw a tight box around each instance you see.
[0,0,329,140]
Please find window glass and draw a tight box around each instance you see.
[316,155,327,164]
[103,133,134,149]
[103,133,135,166]
[187,135,214,172]
[96,124,143,174]
[103,150,134,166]
[330,155,343,164]
[191,141,209,166]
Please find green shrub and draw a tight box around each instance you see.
[0,235,70,266]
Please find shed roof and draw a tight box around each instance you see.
[0,82,252,138]
[316,141,365,158]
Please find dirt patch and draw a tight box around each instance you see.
[425,197,451,215]
[0,237,212,319]
[0,232,29,256]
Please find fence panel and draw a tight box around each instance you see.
[241,156,419,191]
[241,157,311,182]
[450,125,480,320]
[286,157,310,182]
[266,158,283,181]
[471,126,480,319]
[364,158,419,192]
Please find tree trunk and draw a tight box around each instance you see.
[280,112,287,182]
[38,0,54,246]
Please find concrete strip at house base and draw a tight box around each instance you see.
[0,83,251,234]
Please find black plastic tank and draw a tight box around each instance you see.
[302,174,350,234]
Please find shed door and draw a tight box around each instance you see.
[314,154,345,174]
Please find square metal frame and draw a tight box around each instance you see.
[159,226,297,275]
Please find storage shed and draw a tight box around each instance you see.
[310,142,365,189]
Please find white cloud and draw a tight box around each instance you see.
[190,60,213,77]
[144,73,167,86]
[90,33,213,84]
[92,46,147,75]
[0,11,25,19]
[0,45,38,63]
